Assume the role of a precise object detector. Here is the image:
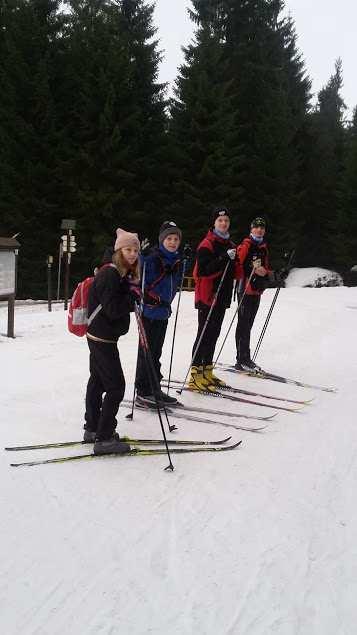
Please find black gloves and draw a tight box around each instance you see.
[278,267,289,281]
[266,269,288,287]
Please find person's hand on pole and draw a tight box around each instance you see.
[226,248,236,260]
[140,238,151,256]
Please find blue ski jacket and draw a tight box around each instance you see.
[141,246,182,321]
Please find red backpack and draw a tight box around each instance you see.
[68,276,102,337]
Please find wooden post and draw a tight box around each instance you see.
[47,255,53,312]
[7,295,15,338]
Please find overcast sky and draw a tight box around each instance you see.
[153,0,356,117]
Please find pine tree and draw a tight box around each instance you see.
[168,15,242,245]
[0,0,67,297]
[334,107,357,271]
[0,0,167,296]
[59,0,167,274]
[170,0,311,261]
[302,59,347,267]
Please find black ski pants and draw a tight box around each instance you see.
[85,339,125,441]
[136,316,168,396]
[235,294,261,363]
[192,304,226,366]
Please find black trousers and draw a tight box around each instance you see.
[136,316,168,396]
[85,339,125,441]
[235,294,261,363]
[192,304,226,366]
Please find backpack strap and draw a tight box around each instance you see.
[87,263,115,325]
[145,252,174,292]
[87,303,102,326]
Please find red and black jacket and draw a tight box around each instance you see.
[237,237,271,296]
[194,230,242,309]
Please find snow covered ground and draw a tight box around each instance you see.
[1,287,357,635]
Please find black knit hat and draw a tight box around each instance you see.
[211,206,230,226]
[159,221,182,244]
[250,216,266,229]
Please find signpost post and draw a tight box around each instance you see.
[0,237,20,338]
[47,255,53,312]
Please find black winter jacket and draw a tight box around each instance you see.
[87,265,134,342]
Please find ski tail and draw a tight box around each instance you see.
[217,363,337,393]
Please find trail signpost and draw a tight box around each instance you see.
[60,219,77,310]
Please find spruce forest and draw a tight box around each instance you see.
[1,0,356,298]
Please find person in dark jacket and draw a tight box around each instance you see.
[136,221,182,406]
[84,228,140,455]
[189,207,241,390]
[234,217,271,371]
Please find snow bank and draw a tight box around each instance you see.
[285,267,343,288]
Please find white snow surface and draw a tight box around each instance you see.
[285,267,343,288]
[1,287,357,635]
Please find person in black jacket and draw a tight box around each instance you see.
[189,207,239,390]
[84,228,140,455]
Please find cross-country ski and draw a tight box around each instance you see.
[5,436,232,452]
[10,441,243,468]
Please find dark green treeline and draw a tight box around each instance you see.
[0,0,356,297]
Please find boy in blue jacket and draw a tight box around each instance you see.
[136,221,182,406]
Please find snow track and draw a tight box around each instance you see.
[1,288,357,634]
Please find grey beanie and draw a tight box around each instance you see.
[158,221,182,244]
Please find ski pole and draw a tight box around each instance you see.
[135,305,177,433]
[166,257,188,395]
[213,268,255,368]
[177,260,231,395]
[133,304,175,471]
[252,289,280,362]
[126,261,146,422]
[252,248,295,362]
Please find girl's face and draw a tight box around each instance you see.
[121,246,139,265]
[214,215,230,233]
[163,234,181,252]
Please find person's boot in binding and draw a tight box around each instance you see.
[188,365,216,391]
[203,364,226,388]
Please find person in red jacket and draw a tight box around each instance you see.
[234,217,271,371]
[189,207,241,390]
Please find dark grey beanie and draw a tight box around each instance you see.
[158,221,182,244]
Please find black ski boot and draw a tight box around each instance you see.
[240,359,262,372]
[83,430,96,443]
[158,390,178,405]
[93,435,131,455]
